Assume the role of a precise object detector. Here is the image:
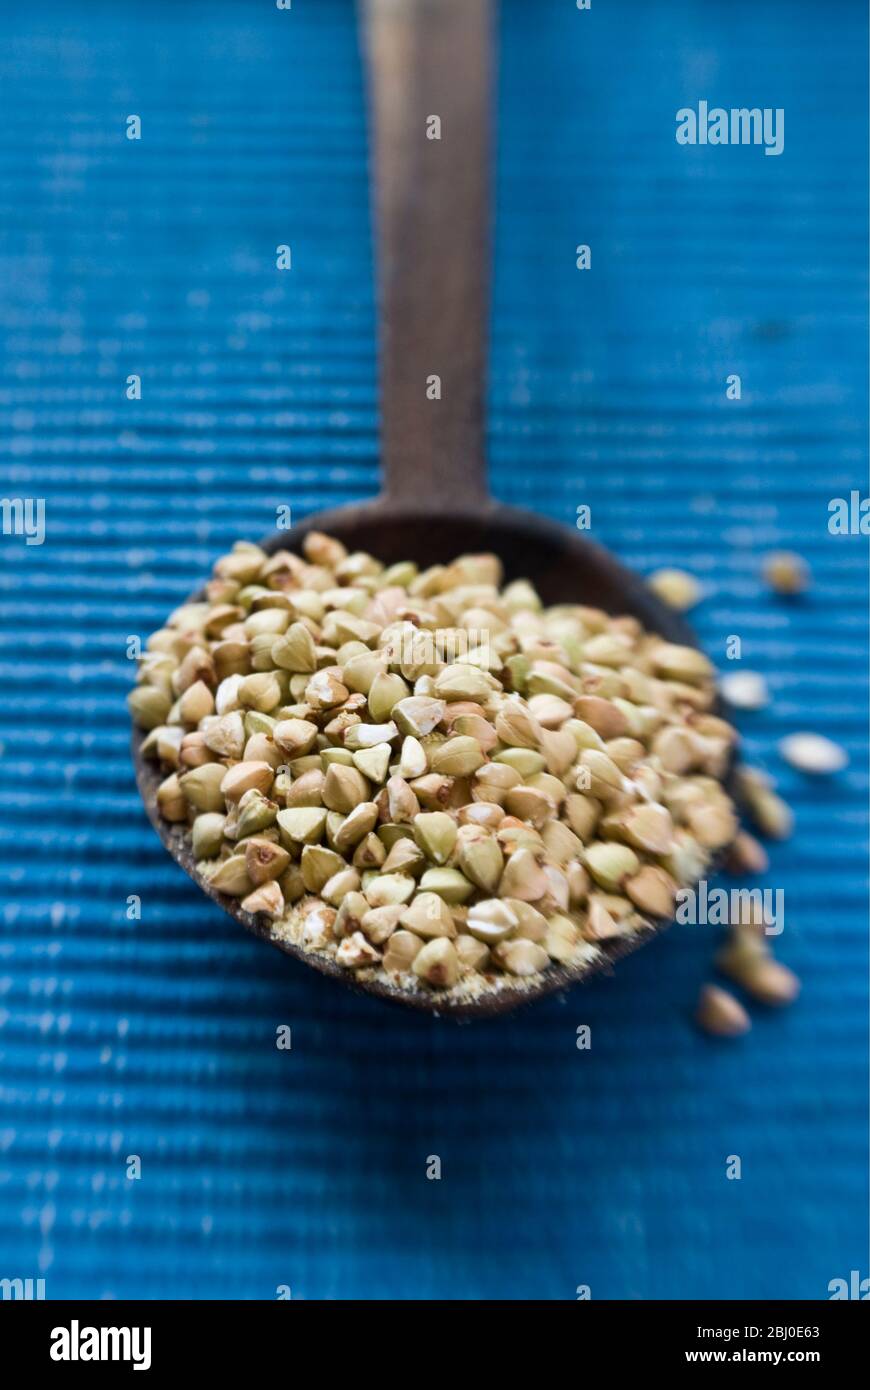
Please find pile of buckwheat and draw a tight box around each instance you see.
[130,532,747,1000]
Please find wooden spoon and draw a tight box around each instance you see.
[133,0,704,1017]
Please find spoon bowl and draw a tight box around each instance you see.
[132,498,701,1019]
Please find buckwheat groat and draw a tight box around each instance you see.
[131,533,745,999]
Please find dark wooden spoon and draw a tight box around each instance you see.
[133,0,704,1017]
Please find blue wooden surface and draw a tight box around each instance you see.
[0,0,866,1299]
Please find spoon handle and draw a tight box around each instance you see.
[363,0,493,512]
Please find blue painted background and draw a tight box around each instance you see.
[0,0,866,1300]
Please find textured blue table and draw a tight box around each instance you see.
[0,0,867,1300]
